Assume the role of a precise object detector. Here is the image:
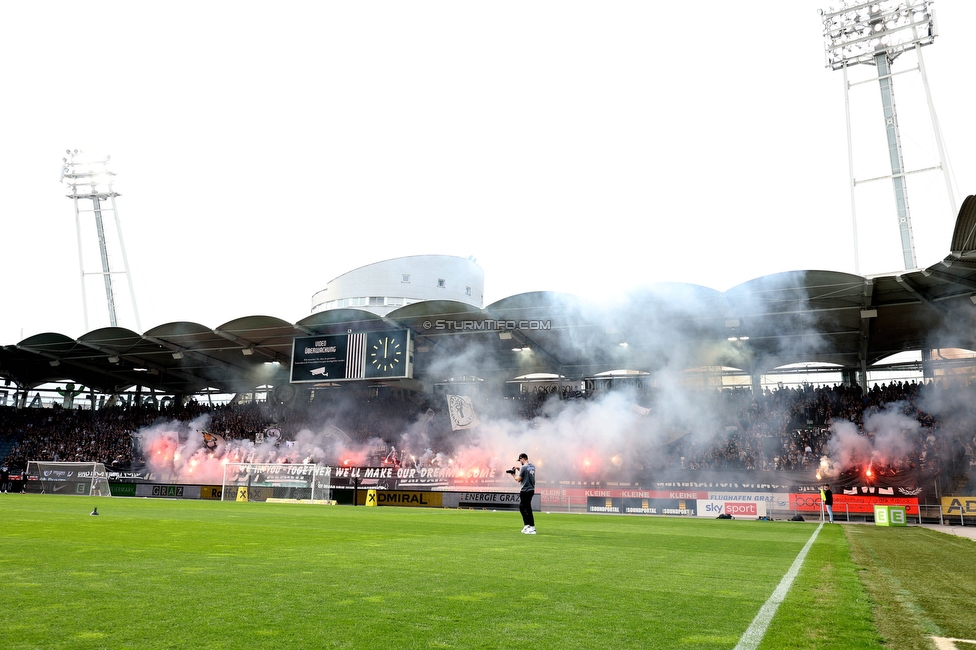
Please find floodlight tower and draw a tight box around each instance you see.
[60,150,141,331]
[820,0,956,272]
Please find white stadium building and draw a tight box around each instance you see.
[310,255,484,317]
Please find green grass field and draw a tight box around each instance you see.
[1,495,974,650]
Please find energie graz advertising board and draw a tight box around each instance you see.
[291,329,411,382]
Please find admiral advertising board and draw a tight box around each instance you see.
[354,490,443,507]
[291,329,412,383]
[941,496,976,518]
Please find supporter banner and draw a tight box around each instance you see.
[587,497,696,516]
[107,470,153,482]
[794,483,924,498]
[355,490,443,507]
[446,395,477,431]
[697,500,767,518]
[328,466,500,490]
[35,469,77,481]
[394,467,499,489]
[814,469,924,493]
[228,463,334,485]
[652,471,799,492]
[789,493,918,515]
[941,496,976,517]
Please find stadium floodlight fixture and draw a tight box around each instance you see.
[242,347,254,356]
[970,295,976,305]
[107,356,120,364]
[820,0,949,273]
[49,360,60,367]
[171,350,184,360]
[821,1,936,71]
[860,309,878,318]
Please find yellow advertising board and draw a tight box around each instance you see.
[356,490,443,507]
[200,486,223,500]
[941,496,976,517]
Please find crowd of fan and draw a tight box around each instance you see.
[0,401,268,471]
[672,380,975,475]
[2,379,974,480]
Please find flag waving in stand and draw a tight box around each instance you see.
[446,395,477,431]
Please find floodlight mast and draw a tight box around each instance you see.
[61,150,142,331]
[821,0,955,272]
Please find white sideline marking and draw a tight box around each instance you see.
[733,523,823,650]
[932,638,976,650]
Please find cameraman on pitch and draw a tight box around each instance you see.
[509,453,536,534]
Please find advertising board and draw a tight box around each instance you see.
[789,493,918,515]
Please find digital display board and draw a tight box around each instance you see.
[290,329,412,383]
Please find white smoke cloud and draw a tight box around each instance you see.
[821,401,922,477]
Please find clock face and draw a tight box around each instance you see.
[369,335,403,373]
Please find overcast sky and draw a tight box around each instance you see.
[2,1,973,344]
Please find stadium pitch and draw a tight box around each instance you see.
[2,496,974,649]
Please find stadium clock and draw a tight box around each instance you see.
[366,331,404,377]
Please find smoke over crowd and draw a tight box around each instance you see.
[128,278,975,490]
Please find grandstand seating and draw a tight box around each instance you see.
[2,379,973,497]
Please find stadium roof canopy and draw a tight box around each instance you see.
[3,198,976,395]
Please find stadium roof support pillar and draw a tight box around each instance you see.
[921,348,935,381]
[858,279,875,392]
[874,52,916,269]
[15,383,28,409]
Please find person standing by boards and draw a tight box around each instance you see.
[509,453,536,535]
[821,484,834,523]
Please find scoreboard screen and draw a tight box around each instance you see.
[290,329,412,383]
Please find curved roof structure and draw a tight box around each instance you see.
[4,198,976,394]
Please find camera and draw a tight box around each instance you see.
[505,468,516,475]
